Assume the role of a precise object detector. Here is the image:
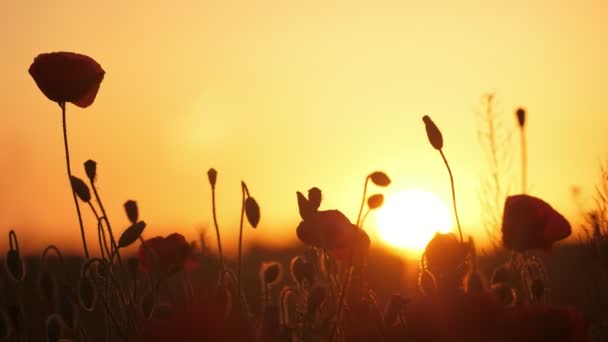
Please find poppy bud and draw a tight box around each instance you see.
[118,221,146,248]
[370,171,391,187]
[464,271,484,294]
[245,197,260,228]
[307,286,326,312]
[207,168,218,189]
[367,194,384,210]
[70,176,91,202]
[6,249,25,282]
[124,200,139,224]
[422,115,443,150]
[261,262,282,285]
[530,278,545,300]
[515,107,526,128]
[78,276,97,312]
[418,269,437,296]
[308,187,322,210]
[297,192,314,221]
[46,314,64,342]
[491,283,517,307]
[83,160,97,181]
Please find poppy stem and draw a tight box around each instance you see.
[237,183,246,301]
[440,149,463,243]
[90,181,121,263]
[61,103,89,259]
[355,176,370,226]
[520,127,527,194]
[210,183,224,271]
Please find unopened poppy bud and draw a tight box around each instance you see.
[422,115,443,150]
[123,200,138,224]
[46,313,64,342]
[308,286,326,312]
[464,271,484,294]
[367,194,384,210]
[207,168,217,188]
[530,278,545,300]
[78,276,97,312]
[418,269,437,296]
[83,160,97,181]
[307,187,322,210]
[515,107,526,128]
[491,282,517,307]
[261,262,282,285]
[70,176,91,202]
[245,197,260,228]
[6,250,25,282]
[370,171,391,187]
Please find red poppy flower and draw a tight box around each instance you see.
[29,52,105,108]
[138,233,198,275]
[297,210,370,264]
[502,195,571,252]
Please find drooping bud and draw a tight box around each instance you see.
[367,194,384,210]
[515,107,526,128]
[83,160,97,181]
[422,115,443,150]
[207,168,218,189]
[123,200,139,224]
[370,171,391,187]
[307,187,322,210]
[245,197,260,228]
[70,176,91,202]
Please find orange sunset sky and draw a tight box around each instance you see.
[0,0,606,256]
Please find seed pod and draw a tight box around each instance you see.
[83,160,97,181]
[370,171,391,187]
[46,314,65,342]
[307,187,322,211]
[422,115,443,150]
[367,194,384,210]
[245,197,260,228]
[123,200,139,224]
[515,107,526,128]
[207,168,217,188]
[70,176,91,202]
[6,249,25,282]
[78,276,97,312]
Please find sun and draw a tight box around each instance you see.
[376,189,452,253]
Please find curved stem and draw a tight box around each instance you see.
[355,177,370,226]
[520,128,527,194]
[440,149,463,243]
[211,185,224,268]
[237,184,246,299]
[61,103,89,258]
[90,183,119,254]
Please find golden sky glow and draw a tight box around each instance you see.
[0,0,606,256]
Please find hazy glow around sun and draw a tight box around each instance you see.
[376,189,452,253]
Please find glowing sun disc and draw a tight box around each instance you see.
[376,189,452,252]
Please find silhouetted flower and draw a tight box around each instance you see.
[29,52,105,108]
[296,209,370,265]
[138,233,198,275]
[502,195,572,252]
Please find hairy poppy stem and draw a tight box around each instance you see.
[440,149,463,243]
[520,128,527,194]
[237,184,246,300]
[210,185,224,269]
[61,103,89,259]
[90,182,120,260]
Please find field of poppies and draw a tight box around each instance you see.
[0,52,605,341]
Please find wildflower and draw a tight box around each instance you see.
[502,195,572,252]
[29,52,105,108]
[137,233,198,275]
